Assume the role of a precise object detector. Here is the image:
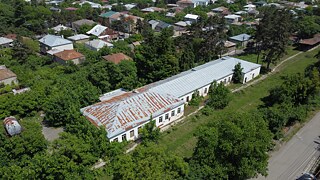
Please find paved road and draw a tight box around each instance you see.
[255,112,320,180]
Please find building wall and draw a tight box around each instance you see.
[242,67,260,83]
[54,57,85,65]
[40,43,74,54]
[0,77,18,85]
[73,39,90,44]
[110,104,185,142]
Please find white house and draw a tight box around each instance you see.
[67,34,90,44]
[51,24,71,33]
[81,56,261,142]
[146,56,261,103]
[85,39,113,51]
[184,14,199,23]
[229,33,251,47]
[39,35,73,54]
[81,90,185,142]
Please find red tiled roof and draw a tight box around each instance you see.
[54,49,84,61]
[102,53,131,64]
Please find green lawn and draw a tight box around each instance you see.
[235,46,300,66]
[159,46,320,158]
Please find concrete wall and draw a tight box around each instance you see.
[40,43,74,54]
[110,104,185,142]
[242,67,260,83]
[0,77,18,85]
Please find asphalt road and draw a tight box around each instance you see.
[255,111,320,180]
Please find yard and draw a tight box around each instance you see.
[159,46,320,158]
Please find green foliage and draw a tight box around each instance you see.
[188,90,203,107]
[207,82,232,109]
[140,118,160,144]
[112,142,189,180]
[255,8,292,69]
[295,16,320,39]
[189,112,273,179]
[232,62,243,83]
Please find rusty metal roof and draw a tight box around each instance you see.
[81,90,183,139]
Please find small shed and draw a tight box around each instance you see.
[4,116,22,136]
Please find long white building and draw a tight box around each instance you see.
[81,56,261,142]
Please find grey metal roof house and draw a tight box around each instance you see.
[0,37,14,48]
[229,33,251,42]
[145,56,261,98]
[39,35,72,47]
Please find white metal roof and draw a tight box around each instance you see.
[0,37,13,45]
[67,34,90,41]
[229,33,251,42]
[87,24,108,37]
[39,34,72,47]
[85,39,113,49]
[184,14,199,20]
[224,14,241,19]
[146,56,260,98]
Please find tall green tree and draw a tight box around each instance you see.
[189,112,273,179]
[232,62,243,83]
[255,8,292,69]
[207,82,232,109]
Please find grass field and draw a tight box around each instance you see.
[159,46,320,158]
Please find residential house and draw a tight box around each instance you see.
[51,24,71,33]
[141,7,165,13]
[39,34,73,54]
[173,25,187,36]
[86,24,108,38]
[229,33,251,47]
[0,65,18,85]
[155,21,172,32]
[99,11,120,27]
[67,34,90,43]
[174,21,192,28]
[224,40,236,53]
[77,1,102,8]
[124,3,137,10]
[4,116,22,136]
[81,56,261,142]
[224,14,242,24]
[298,34,320,48]
[72,19,96,32]
[184,14,199,24]
[0,37,13,48]
[85,39,113,51]
[149,20,159,30]
[53,49,85,65]
[177,0,209,8]
[102,53,131,64]
[212,6,230,16]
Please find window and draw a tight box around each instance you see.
[186,96,190,102]
[113,138,118,142]
[228,77,231,82]
[181,98,184,101]
[171,110,175,116]
[122,134,126,141]
[165,113,169,120]
[159,116,163,123]
[177,107,181,114]
[252,73,255,79]
[224,79,227,84]
[204,88,208,94]
[244,77,247,83]
[130,130,134,138]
